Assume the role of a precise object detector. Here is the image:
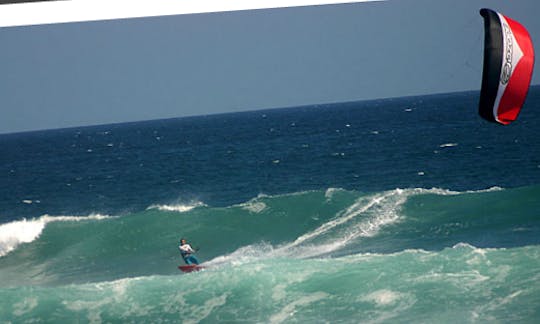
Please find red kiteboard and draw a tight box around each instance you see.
[178,265,205,273]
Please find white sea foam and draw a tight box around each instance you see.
[231,190,318,212]
[208,187,505,264]
[324,187,343,201]
[358,289,417,323]
[465,186,504,194]
[12,297,38,316]
[206,242,274,266]
[208,189,410,263]
[63,277,136,323]
[269,292,328,324]
[409,187,503,196]
[279,189,409,257]
[0,214,112,257]
[147,201,205,213]
[241,201,267,214]
[360,289,405,306]
[439,143,458,148]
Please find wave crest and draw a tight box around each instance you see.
[147,201,205,213]
[0,214,112,257]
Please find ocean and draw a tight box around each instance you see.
[1,87,540,323]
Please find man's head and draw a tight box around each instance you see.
[180,238,187,244]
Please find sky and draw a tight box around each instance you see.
[1,0,539,134]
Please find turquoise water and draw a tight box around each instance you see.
[1,88,540,322]
[2,187,540,322]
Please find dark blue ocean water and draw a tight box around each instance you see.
[2,88,539,220]
[1,88,540,322]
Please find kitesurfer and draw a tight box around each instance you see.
[179,238,200,265]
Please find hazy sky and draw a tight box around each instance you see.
[1,0,539,134]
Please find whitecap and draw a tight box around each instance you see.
[0,214,112,257]
[439,143,458,148]
[147,201,205,213]
[324,187,342,200]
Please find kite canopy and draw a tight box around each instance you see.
[479,8,535,125]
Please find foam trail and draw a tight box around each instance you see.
[279,190,408,258]
[0,214,111,257]
[207,189,409,264]
[281,187,508,259]
[206,243,275,266]
[204,187,509,265]
[288,192,392,247]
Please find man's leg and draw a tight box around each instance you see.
[187,255,199,265]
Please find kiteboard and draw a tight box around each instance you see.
[178,265,205,273]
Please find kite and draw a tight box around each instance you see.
[478,8,535,125]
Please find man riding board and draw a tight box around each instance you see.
[179,238,200,265]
